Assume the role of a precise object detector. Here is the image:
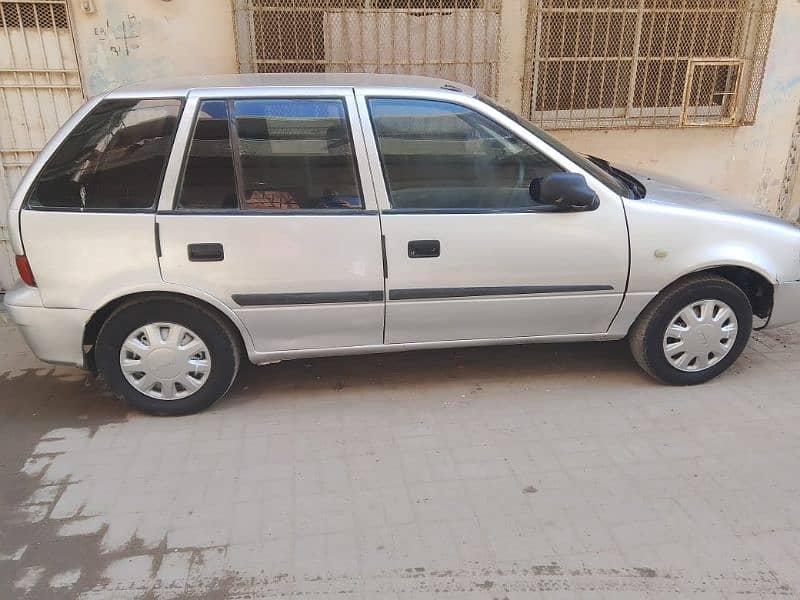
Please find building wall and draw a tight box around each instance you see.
[68,0,238,97]
[542,0,800,217]
[69,0,800,218]
[1,0,798,291]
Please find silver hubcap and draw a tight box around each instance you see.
[662,299,738,372]
[119,323,211,400]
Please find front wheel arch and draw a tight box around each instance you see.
[629,272,753,384]
[698,265,774,320]
[649,265,773,322]
[83,292,249,371]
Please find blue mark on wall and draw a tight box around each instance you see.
[775,75,800,94]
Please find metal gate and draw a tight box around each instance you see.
[0,0,83,290]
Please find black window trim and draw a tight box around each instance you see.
[365,95,577,215]
[172,98,238,212]
[171,95,368,214]
[159,209,378,217]
[227,98,247,210]
[380,206,575,215]
[24,97,186,213]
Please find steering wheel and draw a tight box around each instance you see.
[501,150,527,186]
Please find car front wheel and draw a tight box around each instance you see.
[629,274,753,385]
[95,297,241,415]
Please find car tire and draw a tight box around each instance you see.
[95,297,241,416]
[629,274,752,385]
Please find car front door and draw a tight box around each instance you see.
[156,88,385,355]
[356,93,630,344]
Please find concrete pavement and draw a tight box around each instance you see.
[1,305,799,598]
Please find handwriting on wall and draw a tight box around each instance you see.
[93,14,140,57]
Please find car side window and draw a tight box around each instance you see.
[27,99,181,210]
[232,98,363,210]
[367,98,563,210]
[178,100,238,210]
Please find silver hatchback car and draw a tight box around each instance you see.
[6,74,800,415]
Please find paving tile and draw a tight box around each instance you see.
[101,555,154,590]
[49,568,81,589]
[4,322,800,597]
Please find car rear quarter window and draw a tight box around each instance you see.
[27,98,182,210]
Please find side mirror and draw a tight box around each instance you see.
[535,173,599,211]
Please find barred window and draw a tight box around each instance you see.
[233,0,501,95]
[1,1,69,29]
[524,0,778,129]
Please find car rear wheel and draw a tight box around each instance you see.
[96,298,240,415]
[629,274,752,385]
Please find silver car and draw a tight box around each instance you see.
[5,74,800,415]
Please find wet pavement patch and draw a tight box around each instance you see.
[0,369,127,599]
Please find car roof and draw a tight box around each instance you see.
[106,73,477,98]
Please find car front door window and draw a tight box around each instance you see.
[366,98,563,211]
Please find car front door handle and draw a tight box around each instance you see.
[408,240,440,258]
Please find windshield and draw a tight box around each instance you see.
[478,95,640,199]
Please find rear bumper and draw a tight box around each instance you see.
[3,283,90,367]
[766,280,800,329]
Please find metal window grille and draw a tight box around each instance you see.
[777,99,800,220]
[523,0,777,129]
[232,0,502,96]
[0,0,82,187]
[0,0,83,288]
[1,1,68,28]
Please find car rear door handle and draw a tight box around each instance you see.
[188,243,224,262]
[408,239,440,258]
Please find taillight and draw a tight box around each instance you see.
[15,255,36,287]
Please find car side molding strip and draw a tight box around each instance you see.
[232,291,385,306]
[388,285,614,301]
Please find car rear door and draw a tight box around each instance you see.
[355,91,629,344]
[156,87,385,355]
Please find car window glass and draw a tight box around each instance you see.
[27,99,181,210]
[178,100,238,210]
[367,98,563,210]
[478,94,633,198]
[232,98,363,210]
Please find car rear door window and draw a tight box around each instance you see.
[27,98,182,210]
[178,100,238,210]
[232,98,363,210]
[367,98,562,210]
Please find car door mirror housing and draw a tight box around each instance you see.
[536,173,599,211]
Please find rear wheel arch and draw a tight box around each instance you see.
[83,291,250,370]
